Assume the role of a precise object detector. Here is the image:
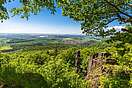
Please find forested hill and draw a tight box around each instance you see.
[0,33,131,88]
[0,0,131,87]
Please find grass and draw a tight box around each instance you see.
[0,46,13,51]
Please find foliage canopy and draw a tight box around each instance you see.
[0,0,131,36]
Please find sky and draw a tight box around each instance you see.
[0,10,81,34]
[0,1,123,34]
[0,1,81,34]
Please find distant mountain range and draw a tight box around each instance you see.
[0,33,86,39]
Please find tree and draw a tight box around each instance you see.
[58,0,132,36]
[0,0,56,21]
[0,0,132,36]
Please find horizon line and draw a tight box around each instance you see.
[0,32,85,35]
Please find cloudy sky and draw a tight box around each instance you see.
[0,1,123,34]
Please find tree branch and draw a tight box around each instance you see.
[105,18,118,25]
[104,0,132,18]
[117,14,132,24]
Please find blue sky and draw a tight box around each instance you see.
[0,9,81,34]
[0,1,81,34]
[0,1,123,34]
